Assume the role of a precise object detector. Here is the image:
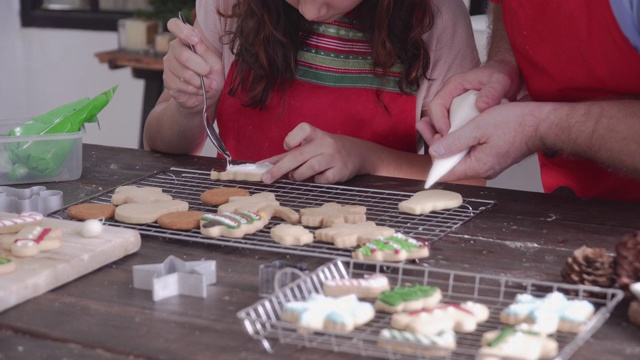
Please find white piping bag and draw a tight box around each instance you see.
[424,90,480,188]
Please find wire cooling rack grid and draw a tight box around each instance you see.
[237,259,623,360]
[52,167,495,259]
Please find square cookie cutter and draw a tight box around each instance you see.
[132,255,217,301]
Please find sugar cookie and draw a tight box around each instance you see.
[200,211,268,238]
[114,200,189,224]
[477,327,559,360]
[218,192,279,213]
[270,224,313,246]
[111,186,173,205]
[315,222,395,248]
[300,202,367,228]
[375,285,442,313]
[10,226,63,257]
[352,233,430,262]
[322,274,390,299]
[500,291,595,334]
[0,256,16,275]
[391,302,490,335]
[200,187,250,206]
[282,294,375,333]
[210,163,273,182]
[378,328,456,357]
[157,211,205,231]
[66,203,116,220]
[398,190,463,215]
[0,212,44,234]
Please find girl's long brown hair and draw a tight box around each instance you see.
[220,0,434,108]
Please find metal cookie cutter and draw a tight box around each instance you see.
[258,260,309,297]
[132,255,217,302]
[0,185,63,215]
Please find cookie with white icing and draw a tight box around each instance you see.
[0,212,44,235]
[391,302,490,335]
[282,294,375,333]
[200,211,268,238]
[477,327,559,360]
[398,190,463,215]
[10,225,63,257]
[378,328,456,357]
[352,233,429,262]
[323,274,390,299]
[210,163,273,182]
[374,285,442,313]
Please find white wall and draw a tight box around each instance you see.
[0,0,541,193]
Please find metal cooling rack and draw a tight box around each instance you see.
[51,167,495,259]
[237,259,623,360]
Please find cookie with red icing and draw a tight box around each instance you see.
[0,212,43,234]
[200,211,268,238]
[352,233,430,262]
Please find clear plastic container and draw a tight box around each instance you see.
[0,122,83,185]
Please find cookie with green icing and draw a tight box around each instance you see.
[477,327,558,360]
[374,284,442,313]
[0,256,16,275]
[200,211,268,238]
[352,233,429,262]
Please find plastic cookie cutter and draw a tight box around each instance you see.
[0,185,63,215]
[132,255,217,302]
[258,260,309,297]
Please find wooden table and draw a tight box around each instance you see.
[95,50,164,148]
[1,144,638,360]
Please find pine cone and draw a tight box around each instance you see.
[615,231,640,296]
[561,245,615,288]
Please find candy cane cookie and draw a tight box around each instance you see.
[378,328,456,357]
[0,212,44,234]
[0,256,16,275]
[323,274,391,299]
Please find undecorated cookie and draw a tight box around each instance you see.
[300,202,367,228]
[270,224,313,246]
[352,233,430,262]
[218,192,279,213]
[398,190,463,215]
[157,211,205,231]
[111,186,173,205]
[200,211,268,238]
[115,200,189,224]
[200,187,250,206]
[66,203,116,220]
[315,222,395,248]
[210,163,273,182]
[323,274,390,299]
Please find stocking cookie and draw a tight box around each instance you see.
[500,291,595,334]
[477,327,559,360]
[282,294,375,333]
[300,202,367,227]
[0,256,16,275]
[270,224,313,246]
[323,274,390,299]
[210,163,273,181]
[111,186,173,205]
[0,212,44,234]
[378,328,456,357]
[315,222,395,248]
[375,285,442,313]
[391,302,490,335]
[200,211,268,238]
[398,190,463,215]
[352,233,430,262]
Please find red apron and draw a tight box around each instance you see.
[499,0,640,202]
[216,61,417,162]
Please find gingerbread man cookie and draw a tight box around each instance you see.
[111,186,173,205]
[315,222,395,248]
[391,302,490,335]
[375,285,443,313]
[352,233,430,262]
[200,211,268,238]
[300,202,367,227]
[210,163,273,182]
[323,274,390,299]
[10,225,63,257]
[282,294,375,333]
[378,328,456,357]
[270,224,313,246]
[398,190,463,215]
[476,327,559,360]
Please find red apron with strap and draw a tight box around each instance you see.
[499,0,640,201]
